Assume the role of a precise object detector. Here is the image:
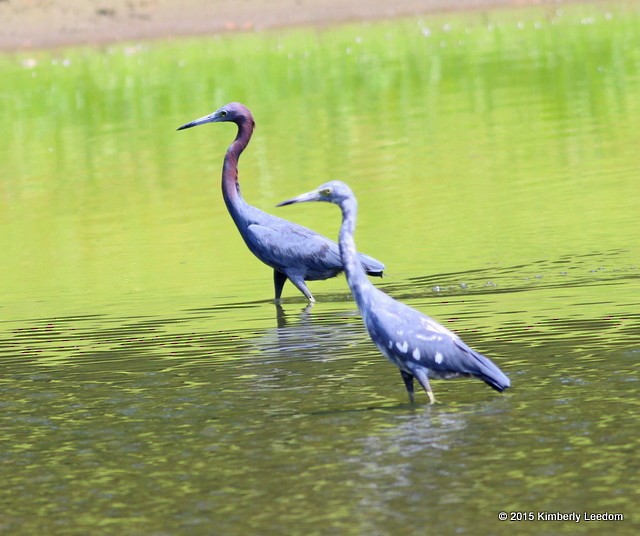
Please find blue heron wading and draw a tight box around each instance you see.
[278,181,511,403]
[177,103,385,302]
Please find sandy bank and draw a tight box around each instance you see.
[0,0,591,52]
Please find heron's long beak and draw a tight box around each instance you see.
[276,190,321,207]
[177,112,217,131]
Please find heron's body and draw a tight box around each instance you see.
[359,286,511,400]
[278,181,511,402]
[226,198,366,286]
[178,103,384,302]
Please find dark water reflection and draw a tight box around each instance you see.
[2,251,638,534]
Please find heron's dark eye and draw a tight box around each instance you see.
[220,110,227,117]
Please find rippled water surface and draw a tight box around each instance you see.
[1,3,639,534]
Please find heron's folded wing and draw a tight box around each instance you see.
[246,223,342,271]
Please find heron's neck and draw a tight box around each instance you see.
[339,198,374,308]
[222,119,254,216]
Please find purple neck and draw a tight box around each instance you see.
[222,117,254,221]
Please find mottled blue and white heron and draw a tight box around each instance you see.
[177,103,385,302]
[278,181,511,402]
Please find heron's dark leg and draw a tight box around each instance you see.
[287,274,316,303]
[414,369,436,404]
[274,270,288,302]
[400,370,415,403]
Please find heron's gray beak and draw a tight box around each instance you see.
[177,112,218,131]
[276,190,320,207]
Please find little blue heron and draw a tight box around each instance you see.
[177,103,385,302]
[278,181,511,403]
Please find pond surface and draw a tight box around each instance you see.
[1,3,639,534]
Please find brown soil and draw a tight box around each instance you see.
[0,0,588,51]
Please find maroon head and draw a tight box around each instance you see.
[177,102,254,131]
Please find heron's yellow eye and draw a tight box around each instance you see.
[320,187,332,196]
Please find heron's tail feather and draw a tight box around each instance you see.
[357,252,385,277]
[473,353,511,392]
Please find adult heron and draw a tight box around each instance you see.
[177,103,385,302]
[278,181,511,402]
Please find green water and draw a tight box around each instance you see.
[1,3,639,534]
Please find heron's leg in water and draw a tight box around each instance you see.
[287,274,316,303]
[274,270,288,302]
[414,369,436,404]
[400,370,415,403]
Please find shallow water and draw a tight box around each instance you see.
[1,3,639,534]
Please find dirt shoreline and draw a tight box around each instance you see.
[0,0,592,52]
